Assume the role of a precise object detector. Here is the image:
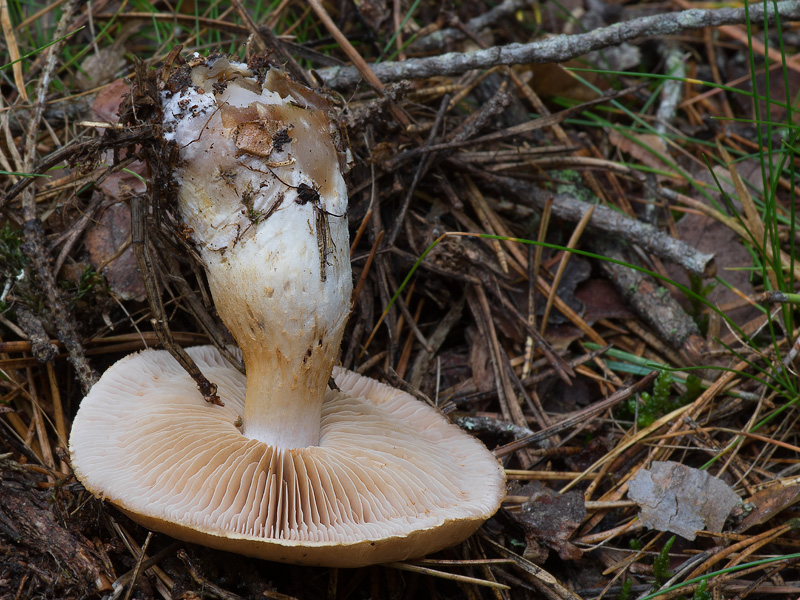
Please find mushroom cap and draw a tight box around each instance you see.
[69,346,506,567]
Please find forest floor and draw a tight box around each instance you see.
[1,0,800,598]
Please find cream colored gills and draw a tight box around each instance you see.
[163,57,351,449]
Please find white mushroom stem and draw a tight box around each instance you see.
[163,58,352,449]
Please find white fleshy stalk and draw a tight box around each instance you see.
[162,57,352,449]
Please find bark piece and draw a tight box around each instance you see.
[494,177,716,278]
[593,237,707,364]
[628,461,740,540]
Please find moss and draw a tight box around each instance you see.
[616,578,632,600]
[617,371,703,428]
[692,579,711,600]
[653,535,675,587]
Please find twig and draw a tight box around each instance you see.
[14,307,57,363]
[21,221,97,393]
[228,0,313,87]
[19,0,80,220]
[488,175,717,278]
[384,562,510,591]
[654,46,687,136]
[409,294,464,390]
[122,532,152,600]
[1,130,146,210]
[386,93,449,247]
[386,84,645,171]
[129,196,221,405]
[318,1,800,88]
[592,237,707,364]
[477,275,574,383]
[111,543,181,595]
[480,535,582,600]
[157,246,244,374]
[53,191,109,276]
[384,271,432,354]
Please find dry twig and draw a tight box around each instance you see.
[319,1,800,87]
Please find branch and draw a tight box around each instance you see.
[318,1,800,88]
[487,174,717,278]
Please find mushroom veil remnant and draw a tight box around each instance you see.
[69,55,506,567]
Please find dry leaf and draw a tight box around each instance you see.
[608,130,671,173]
[738,483,800,532]
[664,211,759,332]
[509,481,586,561]
[85,202,145,301]
[628,461,740,540]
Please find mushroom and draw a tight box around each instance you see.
[69,56,505,567]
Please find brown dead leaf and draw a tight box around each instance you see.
[508,481,586,561]
[608,130,671,173]
[536,256,590,325]
[85,202,145,301]
[664,211,759,331]
[738,483,800,532]
[78,46,128,92]
[91,78,148,201]
[529,62,604,102]
[92,78,130,124]
[354,0,390,31]
[576,278,634,322]
[628,461,740,540]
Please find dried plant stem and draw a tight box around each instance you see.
[319,1,800,88]
[494,371,658,458]
[480,535,582,600]
[385,562,510,591]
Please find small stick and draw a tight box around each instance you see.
[229,0,313,87]
[410,0,533,53]
[123,532,152,600]
[593,237,706,364]
[492,176,717,278]
[318,1,800,87]
[479,535,582,600]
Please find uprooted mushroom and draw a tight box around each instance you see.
[69,56,506,567]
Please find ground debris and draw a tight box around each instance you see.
[507,481,586,562]
[0,457,113,597]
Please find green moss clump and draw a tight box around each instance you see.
[653,535,675,587]
[618,371,703,428]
